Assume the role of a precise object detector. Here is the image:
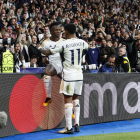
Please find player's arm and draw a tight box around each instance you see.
[39,43,63,55]
[83,41,89,50]
[40,48,52,56]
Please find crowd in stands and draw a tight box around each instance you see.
[0,0,140,73]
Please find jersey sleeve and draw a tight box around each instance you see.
[50,43,63,54]
[43,42,48,50]
[83,41,89,50]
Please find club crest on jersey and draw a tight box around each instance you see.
[49,45,56,49]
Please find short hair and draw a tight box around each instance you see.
[109,54,117,59]
[7,26,12,29]
[3,32,9,37]
[88,37,95,42]
[31,55,38,59]
[32,35,37,38]
[50,22,59,31]
[113,40,118,43]
[109,54,117,64]
[64,23,76,34]
[43,25,49,28]
[14,41,20,47]
[122,42,127,47]
[119,47,126,53]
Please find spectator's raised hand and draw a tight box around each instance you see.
[3,20,8,27]
[103,55,108,58]
[96,28,100,32]
[1,0,3,4]
[37,30,42,35]
[114,16,117,20]
[15,22,19,28]
[118,43,122,47]
[0,32,2,38]
[25,28,29,35]
[31,21,35,27]
[74,21,78,26]
[21,28,26,34]
[128,31,131,36]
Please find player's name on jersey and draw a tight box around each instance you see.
[66,42,83,48]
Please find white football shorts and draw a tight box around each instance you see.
[51,62,63,74]
[60,80,83,96]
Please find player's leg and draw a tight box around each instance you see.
[72,94,80,132]
[43,64,57,106]
[72,81,83,132]
[44,64,57,76]
[43,75,52,106]
[58,80,74,134]
[64,95,73,132]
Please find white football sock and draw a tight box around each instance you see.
[44,75,52,98]
[65,103,73,130]
[73,99,80,125]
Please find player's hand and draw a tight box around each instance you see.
[44,59,49,65]
[37,44,43,50]
[38,46,42,50]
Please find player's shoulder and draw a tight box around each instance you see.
[57,38,65,44]
[43,38,50,43]
[60,38,66,41]
[41,38,51,47]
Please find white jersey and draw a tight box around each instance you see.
[42,38,65,66]
[50,38,88,81]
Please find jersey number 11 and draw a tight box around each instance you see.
[70,49,80,65]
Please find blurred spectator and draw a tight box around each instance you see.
[118,47,131,73]
[95,31,104,48]
[28,35,42,66]
[112,40,120,55]
[100,38,107,51]
[38,25,50,41]
[0,32,15,53]
[87,10,115,29]
[17,28,31,62]
[112,28,123,43]
[13,42,25,73]
[20,13,29,24]
[25,55,38,67]
[100,39,116,65]
[98,54,123,72]
[30,55,38,67]
[85,38,101,67]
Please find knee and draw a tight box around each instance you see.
[44,68,52,76]
[72,94,79,100]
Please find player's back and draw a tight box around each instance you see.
[61,38,88,81]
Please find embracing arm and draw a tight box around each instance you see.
[40,48,52,56]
